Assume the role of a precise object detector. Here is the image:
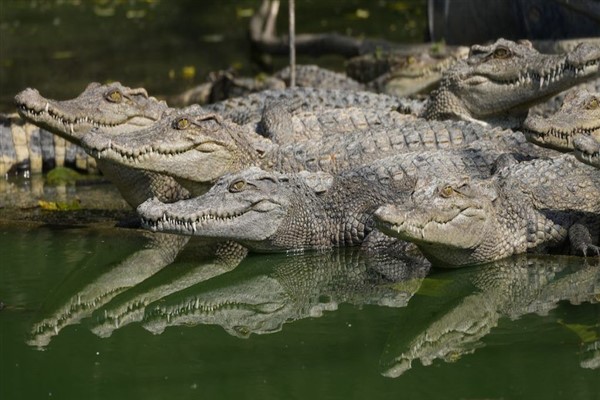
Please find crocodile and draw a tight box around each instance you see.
[81,104,549,198]
[170,65,364,107]
[255,103,417,144]
[421,38,600,126]
[574,134,600,169]
[528,76,600,118]
[14,83,168,145]
[135,142,524,252]
[202,86,416,125]
[140,245,430,338]
[13,82,188,207]
[345,45,469,97]
[1,113,97,176]
[381,255,600,377]
[206,39,600,128]
[375,154,600,267]
[522,89,600,152]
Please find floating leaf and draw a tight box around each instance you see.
[126,10,146,19]
[38,199,81,211]
[355,9,369,19]
[182,66,196,80]
[236,7,254,18]
[390,1,410,11]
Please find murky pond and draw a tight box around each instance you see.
[1,1,599,399]
[1,214,599,399]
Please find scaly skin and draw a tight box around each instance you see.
[422,39,600,125]
[1,113,96,175]
[203,86,413,125]
[574,134,600,169]
[256,104,417,144]
[15,82,168,145]
[170,65,363,107]
[523,89,600,151]
[375,154,600,267]
[81,105,549,197]
[13,83,188,207]
[381,255,600,377]
[135,143,517,252]
[137,166,413,252]
[346,45,469,97]
[141,246,430,338]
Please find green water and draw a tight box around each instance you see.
[1,224,599,399]
[1,1,599,398]
[0,0,427,112]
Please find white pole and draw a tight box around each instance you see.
[289,0,296,87]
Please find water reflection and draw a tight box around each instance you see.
[28,232,190,348]
[90,240,248,337]
[380,255,600,377]
[25,233,599,378]
[140,246,429,338]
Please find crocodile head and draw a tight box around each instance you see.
[15,82,168,145]
[142,272,296,338]
[375,177,499,267]
[138,167,332,251]
[82,105,269,195]
[574,133,600,169]
[523,89,600,151]
[424,39,600,124]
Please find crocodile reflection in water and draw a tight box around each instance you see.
[27,232,190,349]
[90,240,248,338]
[141,245,430,338]
[380,255,600,377]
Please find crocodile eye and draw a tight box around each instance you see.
[440,185,455,198]
[492,47,511,59]
[407,56,416,64]
[585,98,599,110]
[174,117,191,130]
[105,90,123,103]
[228,179,247,193]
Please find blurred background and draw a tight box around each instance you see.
[0,0,428,112]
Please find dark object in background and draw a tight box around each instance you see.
[428,0,600,45]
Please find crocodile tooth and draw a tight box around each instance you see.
[45,102,49,113]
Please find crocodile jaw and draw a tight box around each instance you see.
[15,86,164,144]
[376,203,487,247]
[522,89,600,151]
[375,202,491,267]
[138,197,287,243]
[89,145,236,184]
[574,134,600,169]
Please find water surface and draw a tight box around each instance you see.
[1,222,599,399]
